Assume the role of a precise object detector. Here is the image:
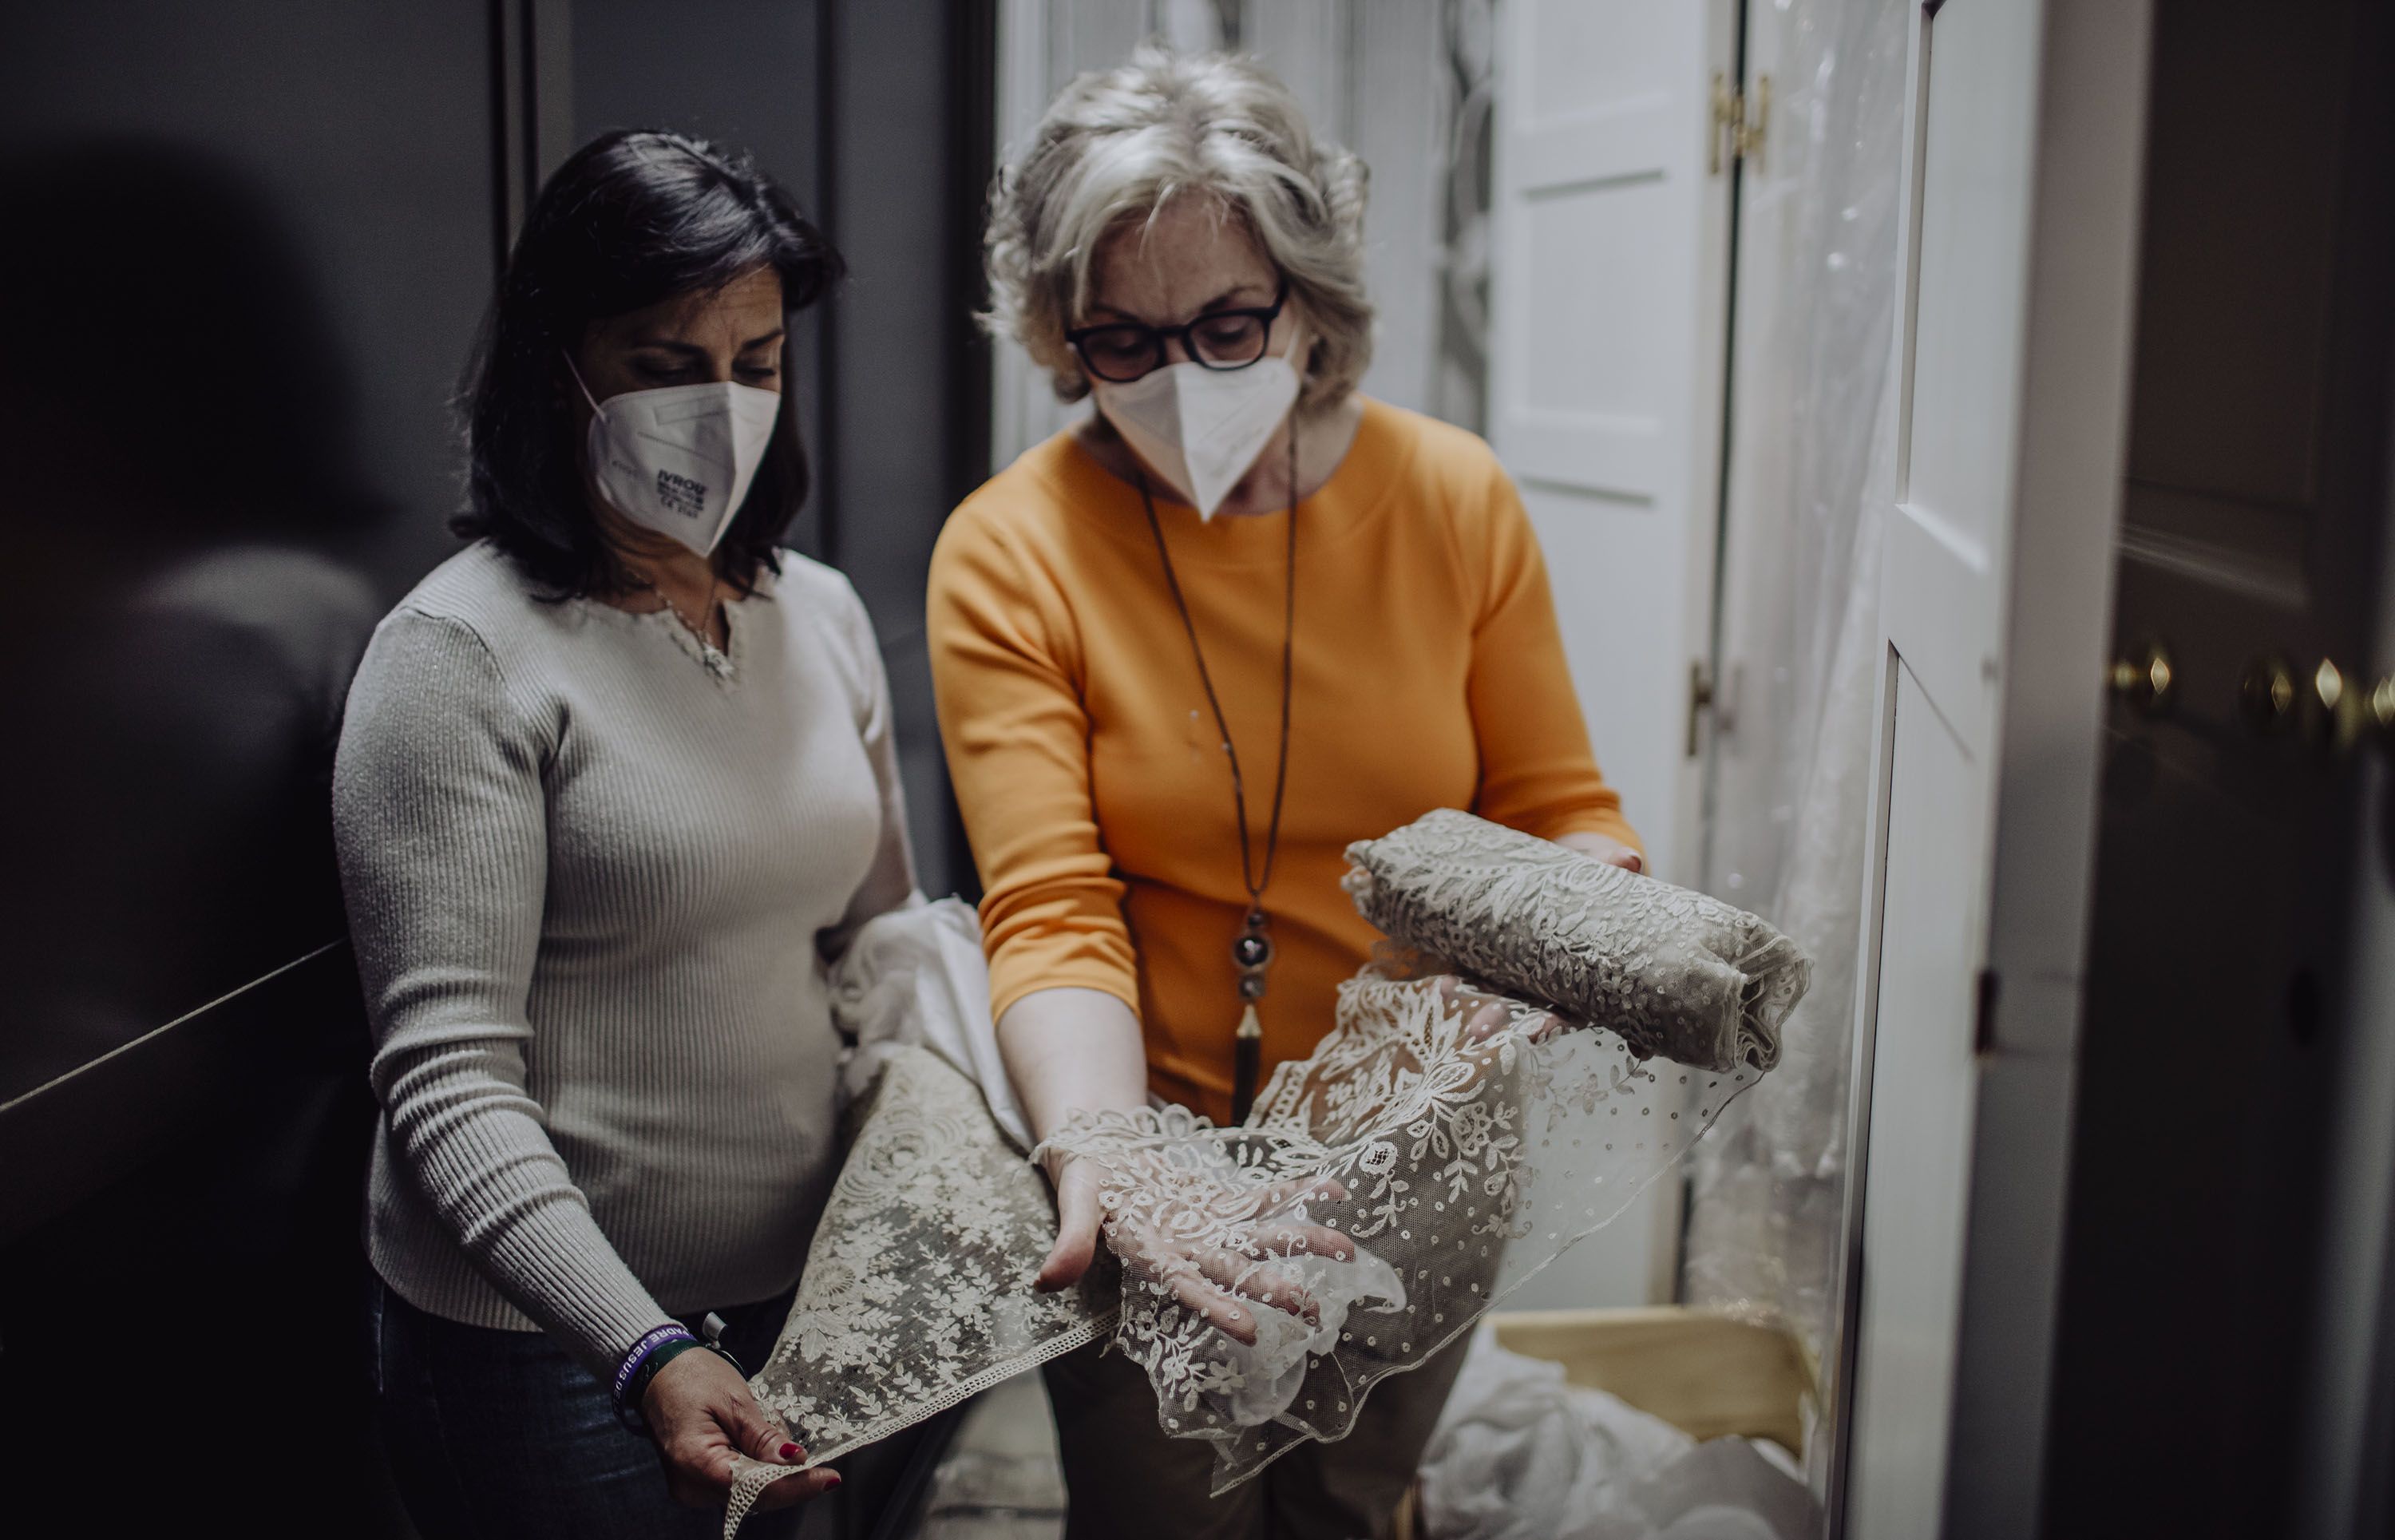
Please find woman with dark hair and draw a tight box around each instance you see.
[335,130,912,1537]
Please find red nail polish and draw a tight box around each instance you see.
[780,1443,802,1461]
[825,1471,842,1488]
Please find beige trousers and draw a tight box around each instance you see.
[1040,1329,1472,1540]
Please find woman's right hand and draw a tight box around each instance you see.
[1035,1154,1355,1344]
[1005,987,1351,1343]
[643,1347,839,1512]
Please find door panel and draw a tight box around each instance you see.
[1847,14,2043,1514]
[1904,0,2035,574]
[1488,0,1732,1308]
[1490,0,1730,893]
[1836,0,2152,1532]
[2045,0,2395,1533]
[1849,660,1988,1538]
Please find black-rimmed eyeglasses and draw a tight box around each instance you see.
[1065,280,1290,384]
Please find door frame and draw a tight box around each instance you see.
[1828,0,2155,1532]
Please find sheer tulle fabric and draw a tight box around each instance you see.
[726,817,1807,1530]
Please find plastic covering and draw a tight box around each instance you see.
[1680,0,1910,1442]
[1418,1324,1817,1540]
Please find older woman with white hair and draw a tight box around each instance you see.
[927,46,1643,1538]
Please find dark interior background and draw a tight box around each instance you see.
[0,3,992,1532]
[2037,0,2395,1534]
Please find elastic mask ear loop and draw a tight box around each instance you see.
[1281,323,1311,398]
[561,350,605,414]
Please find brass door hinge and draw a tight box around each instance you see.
[1709,72,1771,176]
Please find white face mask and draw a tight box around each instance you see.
[1090,344,1303,520]
[567,354,781,556]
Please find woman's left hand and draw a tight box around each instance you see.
[1557,832,1643,873]
[1099,1174,1358,1344]
[1440,976,1562,1047]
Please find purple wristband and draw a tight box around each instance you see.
[612,1324,695,1409]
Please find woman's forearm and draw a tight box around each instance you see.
[997,986,1151,1145]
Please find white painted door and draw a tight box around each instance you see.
[1486,0,1734,1306]
[1837,1,2151,1534]
[1487,0,1733,893]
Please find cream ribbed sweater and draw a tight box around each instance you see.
[333,541,913,1375]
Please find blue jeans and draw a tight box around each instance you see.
[370,1277,953,1540]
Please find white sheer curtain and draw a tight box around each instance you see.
[1680,0,1909,1384]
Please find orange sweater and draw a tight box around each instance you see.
[926,399,1638,1122]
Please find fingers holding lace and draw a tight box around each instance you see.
[1250,1174,1349,1209]
[1238,1218,1356,1263]
[1107,1218,1261,1342]
[1162,1266,1262,1343]
[1035,1155,1104,1292]
[1434,974,1561,1046]
[1103,1209,1337,1340]
[644,1346,837,1512]
[1190,1243,1321,1325]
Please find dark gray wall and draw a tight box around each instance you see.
[570,0,990,897]
[0,6,499,1533]
[0,3,990,1530]
[824,0,994,905]
[572,0,833,560]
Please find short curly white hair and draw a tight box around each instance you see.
[984,44,1373,408]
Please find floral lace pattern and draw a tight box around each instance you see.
[1343,810,1804,1073]
[726,813,1807,1525]
[1041,964,1777,1493]
[728,1046,1114,1534]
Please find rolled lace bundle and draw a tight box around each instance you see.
[1342,809,1804,1073]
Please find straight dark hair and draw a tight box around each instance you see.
[455,129,841,596]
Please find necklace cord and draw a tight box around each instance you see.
[651,566,724,648]
[1136,430,1299,912]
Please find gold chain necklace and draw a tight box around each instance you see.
[659,571,726,664]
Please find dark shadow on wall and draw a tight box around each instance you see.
[0,139,387,1099]
[0,140,406,1537]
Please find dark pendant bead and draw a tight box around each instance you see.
[1238,972,1268,1001]
[1233,932,1274,970]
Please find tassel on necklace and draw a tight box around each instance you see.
[1233,1003,1263,1125]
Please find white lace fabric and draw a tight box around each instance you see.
[727,1041,1115,1530]
[727,814,1808,1530]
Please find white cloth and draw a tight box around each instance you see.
[833,898,1029,1148]
[1418,1326,1816,1540]
[334,540,915,1373]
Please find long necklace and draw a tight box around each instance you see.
[1136,431,1297,1125]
